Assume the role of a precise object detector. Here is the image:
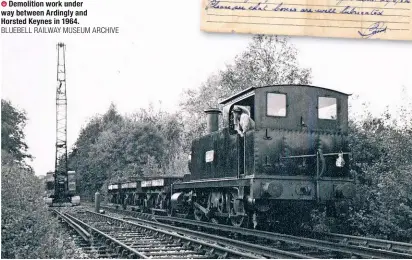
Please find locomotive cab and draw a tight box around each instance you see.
[219,85,352,180]
[224,95,256,136]
[222,91,256,177]
[173,85,356,228]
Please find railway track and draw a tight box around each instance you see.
[312,232,412,255]
[52,209,118,258]
[101,205,412,259]
[53,206,309,259]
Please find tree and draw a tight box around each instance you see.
[1,99,32,164]
[68,103,188,199]
[132,103,187,175]
[220,35,312,92]
[179,35,312,150]
[1,101,83,258]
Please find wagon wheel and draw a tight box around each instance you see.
[228,191,246,227]
[143,195,150,213]
[150,194,159,215]
[132,193,137,208]
[156,193,165,210]
[165,196,174,217]
[138,198,145,213]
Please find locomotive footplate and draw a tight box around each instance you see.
[249,176,355,202]
[171,175,355,218]
[172,176,354,202]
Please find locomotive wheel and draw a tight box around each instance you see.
[207,192,224,224]
[194,208,205,221]
[217,194,225,214]
[180,206,191,219]
[167,208,174,217]
[228,191,246,227]
[210,217,220,224]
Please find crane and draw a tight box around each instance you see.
[45,43,80,207]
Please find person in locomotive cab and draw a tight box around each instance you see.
[232,105,255,137]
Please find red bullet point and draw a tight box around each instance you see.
[1,1,6,7]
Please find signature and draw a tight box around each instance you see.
[358,22,388,38]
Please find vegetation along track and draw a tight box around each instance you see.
[53,207,309,259]
[102,205,412,259]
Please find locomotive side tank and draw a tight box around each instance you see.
[171,85,355,228]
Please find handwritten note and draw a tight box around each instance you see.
[200,0,412,41]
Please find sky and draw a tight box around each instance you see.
[1,0,411,176]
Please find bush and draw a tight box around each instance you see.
[310,101,412,242]
[1,152,83,258]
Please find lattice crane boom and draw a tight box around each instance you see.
[55,42,68,192]
[45,43,80,206]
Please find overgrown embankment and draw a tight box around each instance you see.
[1,100,84,258]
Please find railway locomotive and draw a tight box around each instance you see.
[108,85,356,229]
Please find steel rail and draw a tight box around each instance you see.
[51,209,91,242]
[83,210,304,259]
[63,211,149,258]
[120,215,312,259]
[315,232,412,254]
[101,206,412,259]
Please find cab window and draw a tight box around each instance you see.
[318,97,337,120]
[267,93,286,117]
[229,105,253,134]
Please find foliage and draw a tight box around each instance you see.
[1,100,80,258]
[179,35,312,150]
[132,104,187,175]
[311,91,412,242]
[68,103,187,199]
[1,155,83,258]
[1,100,84,258]
[1,99,32,165]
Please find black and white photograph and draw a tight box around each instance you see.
[1,0,412,259]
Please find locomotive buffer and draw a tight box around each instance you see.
[45,43,80,207]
